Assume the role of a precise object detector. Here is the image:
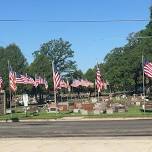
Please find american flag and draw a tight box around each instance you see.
[26,74,35,85]
[39,76,44,84]
[9,66,17,92]
[80,79,90,87]
[0,74,3,90]
[53,70,61,90]
[20,74,28,84]
[52,64,61,90]
[35,75,44,87]
[71,79,81,88]
[15,73,25,84]
[144,61,152,78]
[80,79,94,87]
[96,65,103,92]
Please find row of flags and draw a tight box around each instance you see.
[53,63,105,92]
[0,63,106,93]
[52,60,152,93]
[52,63,95,91]
[1,60,151,93]
[53,67,94,90]
[71,79,94,88]
[9,66,48,92]
[1,70,97,93]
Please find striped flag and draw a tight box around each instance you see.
[34,75,48,89]
[80,79,93,87]
[52,63,61,90]
[20,74,28,84]
[15,73,25,84]
[26,74,35,85]
[0,74,3,91]
[53,69,61,90]
[39,76,44,84]
[96,65,103,92]
[71,79,81,88]
[9,66,17,92]
[144,61,152,78]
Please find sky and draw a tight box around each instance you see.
[0,0,151,72]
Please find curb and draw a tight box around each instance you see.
[1,117,152,122]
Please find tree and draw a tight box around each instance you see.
[28,54,51,80]
[0,44,28,94]
[84,68,95,82]
[33,38,76,75]
[30,38,77,101]
[101,6,152,93]
[71,69,84,80]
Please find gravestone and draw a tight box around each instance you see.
[80,109,88,115]
[0,90,6,114]
[106,108,113,114]
[94,110,100,115]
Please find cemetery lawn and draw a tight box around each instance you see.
[85,106,152,118]
[0,106,152,121]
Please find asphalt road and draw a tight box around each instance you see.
[0,120,152,138]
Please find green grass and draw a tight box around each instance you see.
[85,106,152,118]
[0,110,75,121]
[0,106,152,121]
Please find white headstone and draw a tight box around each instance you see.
[23,94,28,107]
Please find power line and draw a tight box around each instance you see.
[0,19,150,23]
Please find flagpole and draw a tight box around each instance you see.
[14,73,17,109]
[94,80,96,98]
[142,54,145,113]
[97,90,100,102]
[66,79,68,101]
[52,61,57,112]
[8,60,12,118]
[9,89,12,118]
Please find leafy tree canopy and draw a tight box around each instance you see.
[32,38,76,75]
[101,6,152,92]
[0,44,28,93]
